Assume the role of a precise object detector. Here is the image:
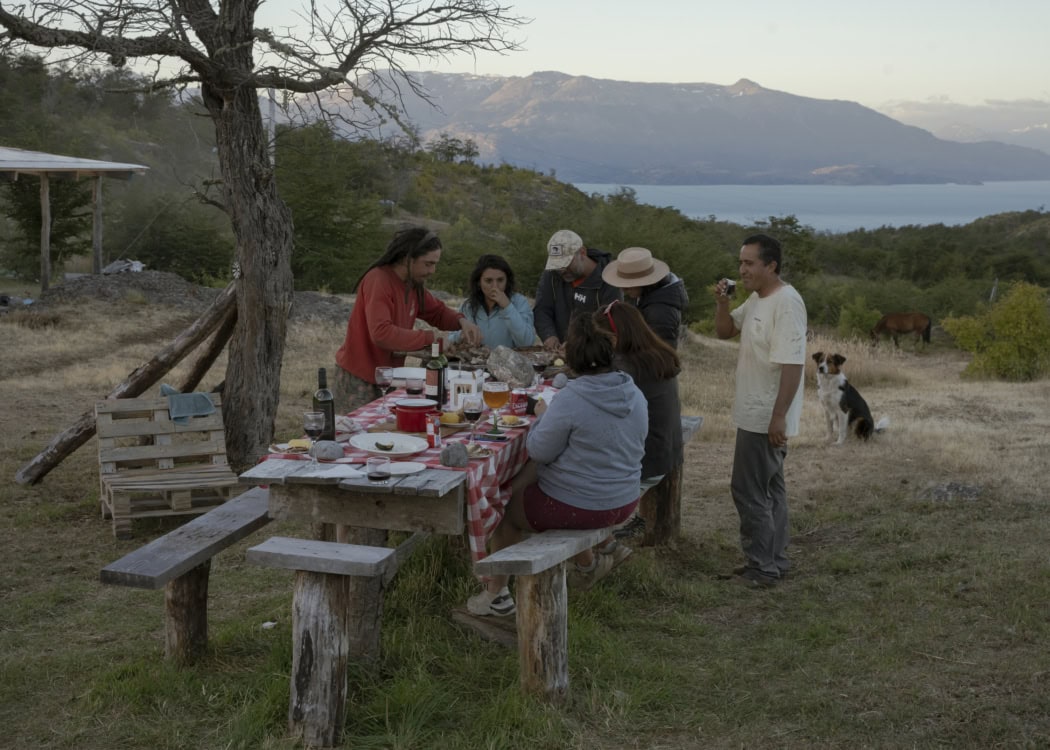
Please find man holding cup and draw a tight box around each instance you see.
[714,233,807,588]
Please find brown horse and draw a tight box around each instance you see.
[870,312,932,348]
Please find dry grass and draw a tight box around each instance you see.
[3,293,1050,749]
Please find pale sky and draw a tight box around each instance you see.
[258,0,1050,108]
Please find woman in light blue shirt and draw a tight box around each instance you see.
[448,254,536,349]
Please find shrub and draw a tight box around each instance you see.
[837,295,882,340]
[942,282,1050,380]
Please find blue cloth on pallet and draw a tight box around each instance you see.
[160,383,216,424]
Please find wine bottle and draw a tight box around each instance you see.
[313,367,336,441]
[425,342,447,407]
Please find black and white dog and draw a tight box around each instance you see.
[812,351,889,444]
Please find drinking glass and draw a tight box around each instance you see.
[374,366,394,412]
[303,411,325,463]
[366,456,391,484]
[405,377,425,396]
[531,361,546,388]
[482,381,510,433]
[462,394,484,445]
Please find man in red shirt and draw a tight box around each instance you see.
[334,227,482,412]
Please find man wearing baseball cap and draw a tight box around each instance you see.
[533,229,622,351]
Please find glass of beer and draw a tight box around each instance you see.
[482,381,510,433]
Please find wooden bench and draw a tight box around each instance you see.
[471,527,614,703]
[639,414,704,546]
[99,486,272,663]
[96,393,241,538]
[247,536,407,750]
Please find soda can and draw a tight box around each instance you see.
[509,389,529,416]
[426,413,443,448]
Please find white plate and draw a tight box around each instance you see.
[392,367,426,381]
[497,416,531,428]
[348,431,429,457]
[387,461,427,475]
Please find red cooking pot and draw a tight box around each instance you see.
[391,398,439,433]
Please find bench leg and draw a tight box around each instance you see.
[335,526,388,664]
[110,489,133,539]
[515,566,570,704]
[289,570,351,749]
[164,561,210,663]
[639,461,684,547]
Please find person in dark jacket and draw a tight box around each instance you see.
[594,300,683,540]
[533,229,622,351]
[602,247,690,349]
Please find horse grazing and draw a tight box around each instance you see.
[870,312,932,348]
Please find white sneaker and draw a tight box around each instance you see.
[466,586,516,616]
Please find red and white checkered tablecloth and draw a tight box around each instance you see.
[266,389,529,562]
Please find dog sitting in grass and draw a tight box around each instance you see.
[812,351,889,443]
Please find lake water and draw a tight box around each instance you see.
[574,181,1050,234]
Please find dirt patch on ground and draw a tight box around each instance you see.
[37,271,353,325]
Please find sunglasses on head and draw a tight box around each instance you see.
[603,300,619,333]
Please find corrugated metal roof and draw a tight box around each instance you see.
[0,146,149,177]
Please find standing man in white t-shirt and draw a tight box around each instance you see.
[714,234,808,588]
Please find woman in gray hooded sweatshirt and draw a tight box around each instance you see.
[467,313,648,617]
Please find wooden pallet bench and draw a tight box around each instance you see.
[99,486,272,662]
[96,394,242,538]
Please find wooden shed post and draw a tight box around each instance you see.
[39,174,51,291]
[92,175,104,273]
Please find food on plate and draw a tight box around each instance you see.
[500,414,521,425]
[553,357,565,367]
[374,440,395,451]
[439,411,463,425]
[465,442,492,458]
[288,438,312,451]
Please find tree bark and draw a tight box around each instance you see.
[165,562,210,664]
[289,570,350,749]
[516,567,570,703]
[200,67,294,473]
[14,284,236,485]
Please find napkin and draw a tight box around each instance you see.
[160,383,216,424]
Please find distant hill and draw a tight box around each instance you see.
[350,72,1050,186]
[878,99,1050,157]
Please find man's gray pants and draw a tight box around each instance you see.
[730,429,790,578]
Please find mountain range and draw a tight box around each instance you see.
[355,71,1050,186]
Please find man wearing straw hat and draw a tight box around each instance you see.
[534,229,622,352]
[602,247,690,349]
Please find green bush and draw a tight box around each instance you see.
[837,295,882,339]
[942,282,1050,380]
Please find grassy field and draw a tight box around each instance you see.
[2,287,1049,749]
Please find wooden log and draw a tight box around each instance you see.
[178,302,237,392]
[164,561,210,664]
[637,416,702,547]
[14,282,237,486]
[516,566,570,703]
[289,570,351,749]
[639,461,684,547]
[342,526,387,663]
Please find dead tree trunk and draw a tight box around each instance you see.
[200,73,294,472]
[14,283,237,485]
